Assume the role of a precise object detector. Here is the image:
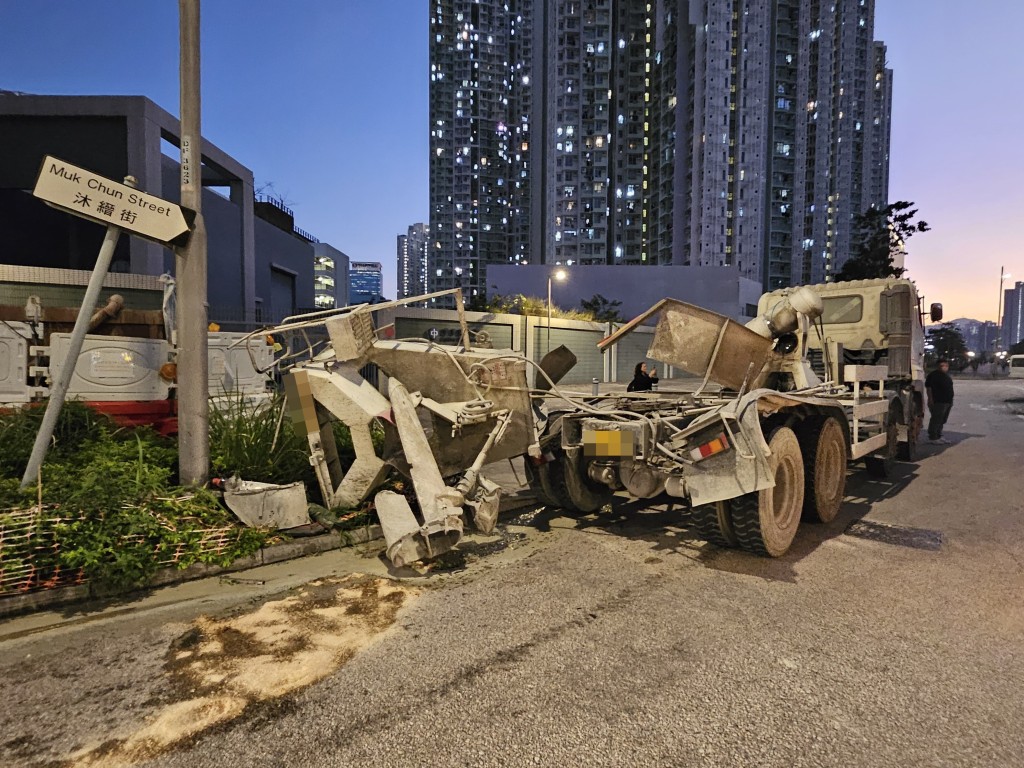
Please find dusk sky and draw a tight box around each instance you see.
[2,1,1020,322]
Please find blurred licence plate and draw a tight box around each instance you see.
[583,429,634,457]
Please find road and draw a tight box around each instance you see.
[2,377,1023,768]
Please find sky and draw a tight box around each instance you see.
[1,1,1021,322]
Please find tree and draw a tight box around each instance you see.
[835,200,930,281]
[579,294,624,322]
[926,323,968,370]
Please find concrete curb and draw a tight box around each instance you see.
[0,490,539,620]
[0,524,384,620]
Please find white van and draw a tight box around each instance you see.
[1010,354,1024,379]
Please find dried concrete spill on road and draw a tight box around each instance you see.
[844,520,944,551]
[68,575,417,768]
[1005,397,1024,417]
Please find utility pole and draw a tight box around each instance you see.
[177,0,209,484]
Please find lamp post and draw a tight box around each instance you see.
[997,266,1011,353]
[547,268,567,353]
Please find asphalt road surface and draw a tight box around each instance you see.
[1,377,1022,768]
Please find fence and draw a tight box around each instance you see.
[377,306,688,386]
[0,504,258,597]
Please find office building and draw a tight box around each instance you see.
[0,93,329,326]
[313,243,349,309]
[350,262,384,305]
[397,223,430,299]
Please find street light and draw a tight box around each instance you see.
[997,266,1012,352]
[547,268,568,353]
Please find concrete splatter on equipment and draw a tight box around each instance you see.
[235,289,548,567]
[238,279,931,564]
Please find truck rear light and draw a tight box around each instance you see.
[689,432,729,462]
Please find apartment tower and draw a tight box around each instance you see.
[428,0,892,296]
[397,223,430,299]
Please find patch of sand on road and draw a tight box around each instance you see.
[71,574,416,767]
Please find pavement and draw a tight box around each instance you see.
[2,377,1023,767]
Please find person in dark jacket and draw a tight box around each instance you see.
[925,358,954,444]
[626,362,659,392]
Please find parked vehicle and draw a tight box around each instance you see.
[244,280,940,565]
[1009,354,1024,379]
[534,278,941,557]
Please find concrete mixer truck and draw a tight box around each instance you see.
[532,277,940,557]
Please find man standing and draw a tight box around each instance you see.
[925,358,955,444]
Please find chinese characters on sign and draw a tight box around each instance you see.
[33,156,194,247]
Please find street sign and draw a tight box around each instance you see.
[32,155,195,247]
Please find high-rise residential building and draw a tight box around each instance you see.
[428,0,892,298]
[428,0,533,307]
[1003,281,1024,349]
[397,224,430,299]
[349,262,384,305]
[790,0,892,285]
[686,0,891,288]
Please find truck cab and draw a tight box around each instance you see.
[758,278,931,392]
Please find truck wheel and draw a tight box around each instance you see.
[866,401,900,479]
[563,454,613,513]
[536,444,612,514]
[897,399,920,461]
[690,501,738,548]
[523,459,559,508]
[730,426,805,557]
[536,447,575,510]
[798,416,847,523]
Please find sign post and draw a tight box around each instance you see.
[21,159,197,487]
[19,176,136,487]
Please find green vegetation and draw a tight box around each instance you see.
[926,324,969,370]
[579,294,625,322]
[836,200,930,281]
[0,403,270,590]
[209,392,315,487]
[0,395,390,593]
[473,290,600,321]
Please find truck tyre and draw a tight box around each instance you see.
[563,454,614,513]
[690,501,738,548]
[536,446,576,511]
[536,443,611,514]
[523,459,560,508]
[797,416,847,523]
[730,426,805,557]
[897,397,920,461]
[866,400,900,479]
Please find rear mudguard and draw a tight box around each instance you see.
[680,392,774,506]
